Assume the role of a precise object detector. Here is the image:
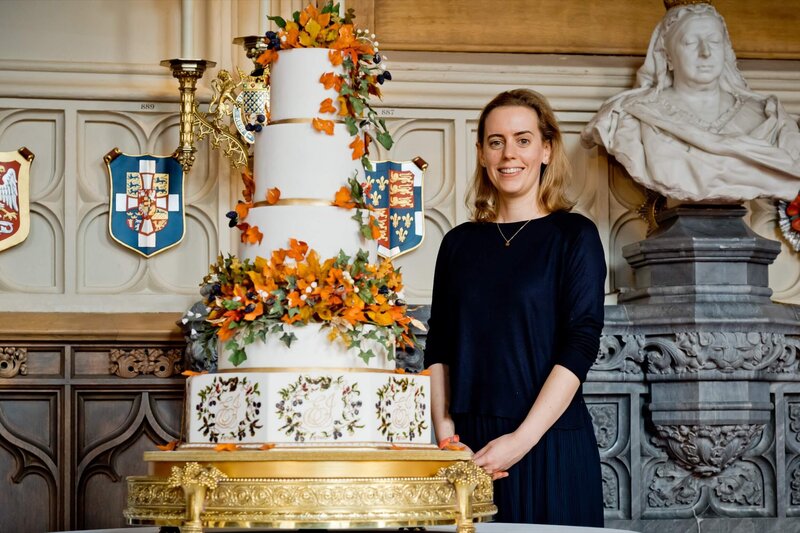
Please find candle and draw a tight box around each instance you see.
[181,0,194,58]
[259,0,269,35]
[339,0,345,18]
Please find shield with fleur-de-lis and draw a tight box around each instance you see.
[0,147,34,252]
[365,158,426,259]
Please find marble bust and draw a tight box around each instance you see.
[581,2,800,202]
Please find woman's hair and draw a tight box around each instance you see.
[468,88,574,222]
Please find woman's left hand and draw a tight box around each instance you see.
[472,431,533,480]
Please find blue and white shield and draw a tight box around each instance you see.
[105,149,185,257]
[365,158,426,259]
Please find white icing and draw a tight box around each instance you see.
[269,48,343,122]
[254,122,363,202]
[239,205,377,263]
[218,323,395,371]
[185,371,432,446]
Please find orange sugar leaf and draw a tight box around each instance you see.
[363,132,373,155]
[214,443,239,452]
[240,224,264,245]
[241,167,255,203]
[390,443,407,450]
[332,186,356,208]
[419,368,432,376]
[338,96,350,117]
[156,440,179,451]
[319,72,342,92]
[328,49,344,66]
[319,98,337,114]
[266,187,281,205]
[350,136,365,160]
[259,443,276,450]
[235,201,252,221]
[312,117,335,135]
[394,368,407,374]
[256,49,279,66]
[181,370,208,377]
[288,238,309,261]
[244,302,264,321]
[369,216,382,240]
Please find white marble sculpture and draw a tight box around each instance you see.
[581,2,800,202]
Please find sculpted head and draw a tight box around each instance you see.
[664,9,726,89]
[641,4,745,94]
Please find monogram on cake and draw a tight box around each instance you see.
[184,6,432,448]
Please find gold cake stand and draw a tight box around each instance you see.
[124,447,496,533]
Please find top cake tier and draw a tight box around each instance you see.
[269,48,343,122]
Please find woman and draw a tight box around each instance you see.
[425,89,606,525]
[581,3,800,202]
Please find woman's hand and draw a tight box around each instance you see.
[472,431,533,480]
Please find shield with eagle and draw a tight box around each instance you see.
[105,149,185,257]
[0,147,34,253]
[365,157,426,259]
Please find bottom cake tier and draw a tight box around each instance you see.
[185,370,432,447]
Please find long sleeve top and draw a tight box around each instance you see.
[423,211,606,421]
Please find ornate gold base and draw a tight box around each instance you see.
[125,448,496,532]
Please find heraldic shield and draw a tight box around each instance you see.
[365,158,426,259]
[0,147,34,252]
[105,149,185,258]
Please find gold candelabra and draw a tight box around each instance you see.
[161,36,269,173]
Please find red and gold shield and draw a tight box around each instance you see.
[0,147,34,252]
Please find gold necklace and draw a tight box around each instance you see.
[496,219,532,247]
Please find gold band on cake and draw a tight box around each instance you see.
[252,198,334,207]
[269,118,346,125]
[216,366,401,374]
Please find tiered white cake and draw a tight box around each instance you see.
[185,48,432,447]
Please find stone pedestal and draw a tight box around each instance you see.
[603,203,800,527]
[619,204,780,305]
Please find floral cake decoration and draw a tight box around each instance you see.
[256,1,393,170]
[203,238,419,366]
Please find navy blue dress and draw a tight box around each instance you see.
[424,211,606,526]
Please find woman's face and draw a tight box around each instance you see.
[478,105,551,205]
[666,14,726,89]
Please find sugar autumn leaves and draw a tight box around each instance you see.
[226,167,282,245]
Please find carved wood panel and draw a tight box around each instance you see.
[0,340,184,532]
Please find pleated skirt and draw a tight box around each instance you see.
[453,406,604,526]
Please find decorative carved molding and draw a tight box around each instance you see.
[593,334,645,375]
[644,332,800,375]
[109,348,184,378]
[125,474,497,527]
[601,463,619,510]
[791,465,800,506]
[0,347,27,378]
[653,424,764,477]
[589,404,618,450]
[788,402,800,444]
[648,459,764,510]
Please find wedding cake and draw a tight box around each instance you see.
[183,6,432,448]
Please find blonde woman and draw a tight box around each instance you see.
[425,89,606,525]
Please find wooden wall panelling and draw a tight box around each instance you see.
[74,386,183,530]
[371,0,800,59]
[0,389,62,533]
[0,323,186,531]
